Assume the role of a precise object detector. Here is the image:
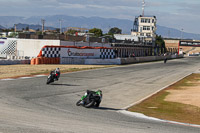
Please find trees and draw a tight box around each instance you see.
[156,35,166,53]
[25,26,29,31]
[56,28,60,33]
[8,32,18,38]
[108,27,122,35]
[66,29,78,35]
[10,28,14,32]
[89,28,103,37]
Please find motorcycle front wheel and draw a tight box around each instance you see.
[46,77,53,84]
[76,100,82,106]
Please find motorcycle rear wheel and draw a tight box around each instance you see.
[94,101,101,107]
[84,100,95,108]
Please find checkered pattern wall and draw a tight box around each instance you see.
[42,47,61,57]
[100,49,115,59]
[0,40,17,55]
[41,47,115,59]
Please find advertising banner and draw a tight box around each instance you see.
[0,41,5,45]
[180,41,200,47]
[0,39,6,50]
[0,39,5,45]
[60,48,101,58]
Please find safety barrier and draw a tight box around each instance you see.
[0,59,30,65]
[37,45,112,57]
[31,57,60,65]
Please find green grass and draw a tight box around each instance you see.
[167,73,200,90]
[128,73,200,125]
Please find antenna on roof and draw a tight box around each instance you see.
[41,19,45,35]
[59,19,63,34]
[142,0,145,17]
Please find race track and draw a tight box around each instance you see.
[1,57,200,133]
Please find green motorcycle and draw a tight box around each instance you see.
[76,90,102,108]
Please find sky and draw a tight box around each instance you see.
[0,0,200,34]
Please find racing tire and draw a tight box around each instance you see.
[76,100,82,106]
[46,78,53,84]
[94,101,101,107]
[84,100,95,108]
[164,59,167,63]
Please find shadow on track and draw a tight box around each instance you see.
[93,106,121,111]
[50,83,80,86]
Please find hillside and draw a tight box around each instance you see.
[0,25,5,29]
[0,15,199,40]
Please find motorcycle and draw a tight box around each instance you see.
[76,90,102,108]
[46,71,60,84]
[164,53,167,63]
[164,58,167,63]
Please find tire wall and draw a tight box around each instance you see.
[31,57,60,65]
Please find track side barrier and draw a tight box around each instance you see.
[37,45,112,57]
[31,58,36,65]
[30,57,60,65]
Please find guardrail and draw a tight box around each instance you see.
[0,59,30,65]
[120,54,183,64]
[0,54,183,65]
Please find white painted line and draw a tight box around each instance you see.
[119,110,162,121]
[19,77,32,79]
[0,75,46,81]
[34,75,46,77]
[121,72,194,110]
[120,69,200,128]
[1,78,15,81]
[119,110,200,128]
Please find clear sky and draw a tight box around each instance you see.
[0,0,200,34]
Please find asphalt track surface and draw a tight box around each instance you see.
[1,57,200,133]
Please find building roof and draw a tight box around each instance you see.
[137,15,156,18]
[67,27,89,31]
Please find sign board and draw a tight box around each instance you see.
[0,39,5,45]
[0,39,6,50]
[60,48,101,59]
[0,41,5,44]
[86,35,90,42]
[180,41,200,47]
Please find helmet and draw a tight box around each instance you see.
[56,68,60,72]
[96,90,102,96]
[97,90,102,93]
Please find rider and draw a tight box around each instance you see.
[80,90,93,105]
[80,90,102,105]
[52,68,60,80]
[164,53,167,63]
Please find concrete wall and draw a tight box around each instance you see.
[16,39,60,58]
[60,55,184,65]
[0,59,30,65]
[121,54,183,64]
[0,54,183,65]
[61,57,85,64]
[85,59,121,65]
[61,57,121,65]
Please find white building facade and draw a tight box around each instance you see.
[114,34,139,42]
[131,15,157,38]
